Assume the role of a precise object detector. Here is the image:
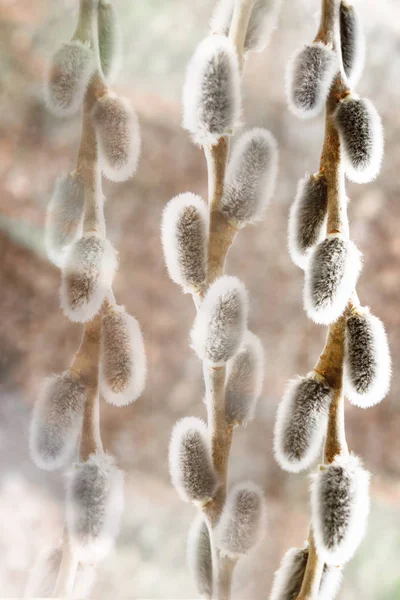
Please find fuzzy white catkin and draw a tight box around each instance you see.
[286,42,337,119]
[288,173,328,270]
[29,371,87,471]
[161,193,209,292]
[274,374,333,473]
[45,172,85,267]
[221,128,279,226]
[92,93,141,182]
[24,546,96,599]
[46,41,94,116]
[187,515,212,599]
[269,546,342,600]
[169,417,218,504]
[191,275,249,366]
[60,232,118,323]
[340,1,365,86]
[182,35,241,146]
[311,453,370,565]
[98,0,121,81]
[304,233,362,325]
[67,452,125,563]
[216,482,266,557]
[334,96,384,184]
[225,331,264,426]
[210,0,281,53]
[344,306,391,408]
[100,305,147,406]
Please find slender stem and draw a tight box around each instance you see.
[296,530,324,600]
[214,554,238,600]
[52,531,79,598]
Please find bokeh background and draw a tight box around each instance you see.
[0,0,399,598]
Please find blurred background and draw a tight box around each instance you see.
[0,0,399,598]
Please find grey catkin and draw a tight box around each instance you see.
[169,417,218,504]
[67,452,125,563]
[286,42,337,119]
[187,515,213,599]
[225,331,264,426]
[216,482,266,557]
[47,41,94,116]
[311,453,370,565]
[45,171,85,267]
[334,96,384,184]
[221,128,279,226]
[29,370,87,471]
[288,173,328,269]
[340,1,365,85]
[98,0,121,80]
[274,374,333,473]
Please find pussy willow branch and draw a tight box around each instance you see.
[297,1,351,598]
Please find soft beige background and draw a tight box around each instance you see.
[0,0,399,598]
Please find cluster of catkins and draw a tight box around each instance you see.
[161,0,280,596]
[26,1,146,596]
[270,3,391,599]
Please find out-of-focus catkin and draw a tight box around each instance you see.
[98,0,121,81]
[340,1,365,86]
[187,515,213,600]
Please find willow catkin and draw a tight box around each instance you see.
[187,515,213,600]
[100,305,147,406]
[221,128,279,227]
[216,482,266,557]
[225,331,264,426]
[161,193,209,292]
[191,275,249,366]
[210,0,281,53]
[60,232,118,323]
[45,171,85,267]
[311,454,370,565]
[269,546,342,600]
[334,95,384,184]
[29,371,87,471]
[286,42,337,119]
[274,374,333,473]
[98,0,121,81]
[288,173,328,270]
[340,1,365,86]
[46,41,94,116]
[169,417,218,505]
[304,233,362,325]
[344,306,391,408]
[67,452,125,563]
[92,93,141,182]
[182,35,241,146]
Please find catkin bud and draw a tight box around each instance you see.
[304,233,362,325]
[211,0,281,53]
[29,371,87,471]
[216,482,266,557]
[100,305,147,406]
[169,417,218,504]
[161,193,209,292]
[60,232,118,323]
[67,452,125,563]
[225,331,264,426]
[274,374,333,473]
[45,172,85,267]
[221,128,279,227]
[98,0,121,81]
[46,41,94,116]
[340,1,365,86]
[187,515,212,600]
[288,173,328,270]
[286,42,337,119]
[191,276,249,366]
[92,93,141,182]
[311,454,370,565]
[269,546,342,600]
[182,35,241,146]
[344,307,391,408]
[334,96,384,184]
